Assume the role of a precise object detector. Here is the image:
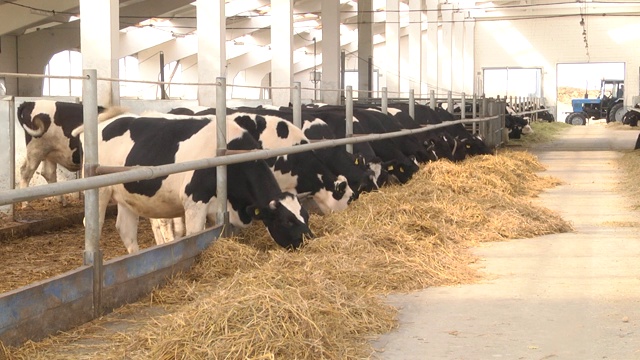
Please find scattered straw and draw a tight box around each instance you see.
[3,150,572,360]
[617,150,640,210]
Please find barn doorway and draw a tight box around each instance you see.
[556,62,625,122]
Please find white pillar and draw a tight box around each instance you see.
[408,0,423,98]
[385,0,400,95]
[464,18,476,95]
[80,0,119,106]
[438,4,453,95]
[425,0,438,96]
[358,0,373,98]
[321,0,341,105]
[197,0,225,107]
[271,0,293,106]
[452,12,465,93]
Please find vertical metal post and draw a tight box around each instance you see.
[159,51,168,100]
[313,37,317,102]
[215,77,229,235]
[409,89,415,119]
[461,92,466,119]
[447,91,453,114]
[340,50,346,104]
[345,85,354,154]
[8,96,15,221]
[381,87,388,114]
[472,94,478,134]
[367,56,373,98]
[472,94,477,118]
[429,90,436,110]
[82,69,103,317]
[292,82,301,129]
[481,96,488,139]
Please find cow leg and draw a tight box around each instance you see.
[183,202,208,235]
[150,218,175,245]
[97,186,112,235]
[115,203,140,254]
[172,217,185,238]
[41,160,67,207]
[18,156,43,209]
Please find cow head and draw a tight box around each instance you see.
[313,174,354,214]
[248,192,313,249]
[364,157,390,187]
[384,158,418,184]
[460,134,493,156]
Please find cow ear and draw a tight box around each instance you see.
[269,199,281,210]
[336,180,347,193]
[247,205,265,220]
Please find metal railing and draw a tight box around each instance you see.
[0,69,503,347]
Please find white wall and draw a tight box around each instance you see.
[475,16,640,120]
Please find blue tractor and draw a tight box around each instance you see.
[565,79,625,125]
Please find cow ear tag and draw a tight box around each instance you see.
[254,208,260,216]
[400,167,405,173]
[466,144,471,149]
[387,165,394,171]
[355,158,359,165]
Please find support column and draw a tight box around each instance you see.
[321,0,341,105]
[464,18,476,95]
[358,0,373,98]
[438,4,453,96]
[385,0,400,95]
[425,0,438,96]
[271,0,293,106]
[408,0,423,97]
[80,0,119,106]
[197,0,225,107]
[452,12,465,93]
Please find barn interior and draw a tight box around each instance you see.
[1,0,640,357]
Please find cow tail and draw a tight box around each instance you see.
[71,106,130,136]
[17,102,48,137]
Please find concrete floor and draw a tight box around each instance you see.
[371,123,640,360]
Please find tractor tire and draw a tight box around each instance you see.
[608,103,625,123]
[565,112,587,126]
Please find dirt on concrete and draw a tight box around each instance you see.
[371,123,640,359]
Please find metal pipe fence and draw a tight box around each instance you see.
[0,69,503,347]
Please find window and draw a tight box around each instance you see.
[119,56,142,98]
[43,50,82,96]
[159,60,184,99]
[483,68,541,98]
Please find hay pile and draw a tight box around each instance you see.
[4,150,572,360]
[508,121,571,146]
[617,150,640,209]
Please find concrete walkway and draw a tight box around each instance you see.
[372,124,640,360]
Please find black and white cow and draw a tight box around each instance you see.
[16,100,100,207]
[72,109,313,253]
[227,112,355,214]
[386,104,458,162]
[354,106,435,164]
[231,105,381,194]
[433,106,494,156]
[389,103,493,161]
[300,105,420,184]
[505,114,531,139]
